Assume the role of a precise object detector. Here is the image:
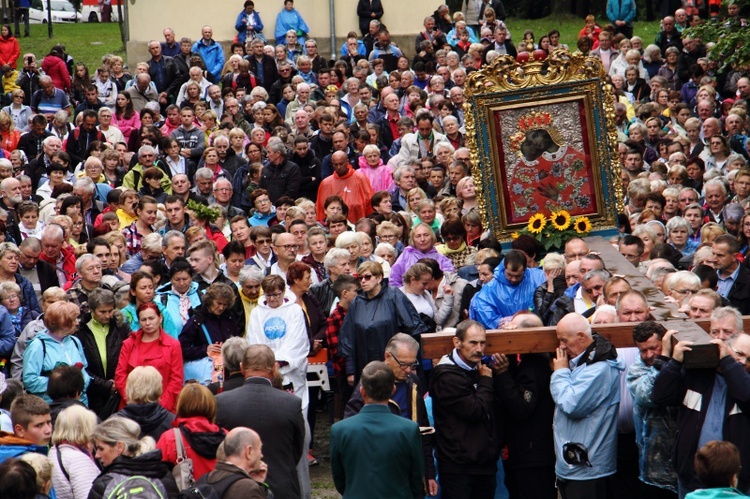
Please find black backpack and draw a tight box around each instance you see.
[177,472,246,499]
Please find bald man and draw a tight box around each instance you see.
[200,427,268,498]
[552,313,624,498]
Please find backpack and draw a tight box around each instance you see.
[177,472,246,499]
[177,473,247,499]
[103,473,168,499]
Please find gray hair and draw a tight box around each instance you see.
[42,224,65,242]
[666,216,692,237]
[385,333,420,355]
[162,230,186,248]
[141,233,163,253]
[88,288,115,311]
[266,141,287,157]
[221,336,250,372]
[324,248,351,270]
[239,265,265,285]
[75,253,100,273]
[194,167,214,181]
[75,176,96,194]
[711,306,743,335]
[393,165,415,182]
[138,145,156,158]
[666,270,701,291]
[582,269,611,283]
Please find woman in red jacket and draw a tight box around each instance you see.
[0,24,20,91]
[41,45,71,93]
[115,302,184,412]
[156,384,226,481]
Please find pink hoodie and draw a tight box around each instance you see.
[357,155,394,193]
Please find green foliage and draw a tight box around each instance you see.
[683,2,750,73]
[19,23,122,71]
[187,199,221,223]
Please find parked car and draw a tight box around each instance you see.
[29,0,82,23]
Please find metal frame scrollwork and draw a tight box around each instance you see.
[464,48,623,242]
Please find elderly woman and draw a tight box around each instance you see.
[376,220,404,255]
[248,275,310,409]
[156,384,226,481]
[705,135,732,172]
[456,176,477,213]
[115,302,184,412]
[357,144,394,193]
[75,288,130,418]
[0,281,38,338]
[22,301,90,404]
[0,242,40,314]
[116,366,175,441]
[436,219,477,271]
[390,222,455,288]
[666,216,699,262]
[179,282,241,384]
[89,416,178,499]
[50,405,100,499]
[207,336,250,395]
[664,270,701,310]
[335,231,365,271]
[237,265,264,332]
[632,224,658,268]
[248,188,276,227]
[339,261,428,385]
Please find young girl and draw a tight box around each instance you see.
[112,92,141,142]
[69,214,87,248]
[138,167,168,204]
[124,196,158,257]
[17,201,44,240]
[94,66,117,107]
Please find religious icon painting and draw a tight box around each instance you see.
[463,49,622,242]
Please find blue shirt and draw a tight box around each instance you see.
[698,375,727,449]
[717,264,741,299]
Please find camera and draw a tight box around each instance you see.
[26,56,32,65]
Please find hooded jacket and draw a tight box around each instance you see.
[191,39,225,81]
[156,417,227,480]
[21,330,91,406]
[247,294,310,408]
[339,282,429,380]
[249,207,276,227]
[550,333,625,480]
[357,155,394,193]
[315,166,374,224]
[117,402,175,441]
[88,450,179,499]
[292,149,322,202]
[0,431,47,463]
[469,263,546,329]
[155,281,202,338]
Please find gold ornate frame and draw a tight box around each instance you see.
[464,49,623,241]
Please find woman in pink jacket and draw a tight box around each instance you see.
[112,92,141,142]
[41,45,71,93]
[357,144,394,192]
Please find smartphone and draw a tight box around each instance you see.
[481,355,495,366]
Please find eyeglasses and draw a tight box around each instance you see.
[391,353,420,371]
[444,234,463,241]
[379,234,396,241]
[672,288,698,295]
[2,293,18,300]
[255,238,271,245]
[358,273,375,281]
[729,343,750,365]
[276,244,299,251]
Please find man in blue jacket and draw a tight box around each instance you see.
[469,249,545,329]
[551,313,624,499]
[192,25,225,84]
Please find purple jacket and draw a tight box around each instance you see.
[389,246,455,288]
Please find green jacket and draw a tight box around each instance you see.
[330,404,424,498]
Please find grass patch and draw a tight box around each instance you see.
[18,22,122,70]
[508,15,662,48]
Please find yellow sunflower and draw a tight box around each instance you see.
[573,216,592,234]
[511,231,520,240]
[528,214,547,234]
[550,210,571,231]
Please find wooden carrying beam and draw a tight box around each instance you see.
[420,237,728,368]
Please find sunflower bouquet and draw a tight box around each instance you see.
[511,210,591,250]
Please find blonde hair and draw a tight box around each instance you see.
[542,252,566,271]
[0,280,21,300]
[51,405,98,446]
[92,416,155,457]
[20,452,53,493]
[125,366,163,404]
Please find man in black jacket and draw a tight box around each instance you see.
[356,0,384,36]
[19,237,59,301]
[65,110,105,166]
[344,333,437,496]
[714,234,750,315]
[147,40,183,105]
[216,345,305,499]
[652,331,750,495]
[247,38,279,90]
[430,319,503,499]
[259,141,302,203]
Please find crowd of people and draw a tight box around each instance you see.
[0,0,746,498]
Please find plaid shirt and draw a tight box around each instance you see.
[66,280,97,316]
[123,221,151,258]
[326,304,347,378]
